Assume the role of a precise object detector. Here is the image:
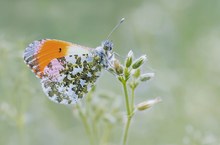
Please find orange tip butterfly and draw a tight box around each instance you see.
[23,18,125,104]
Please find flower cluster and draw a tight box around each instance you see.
[112,50,160,113]
[110,50,161,145]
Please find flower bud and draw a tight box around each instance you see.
[140,73,155,82]
[125,50,133,68]
[114,59,123,75]
[108,67,115,74]
[132,68,141,78]
[137,97,161,111]
[132,55,147,69]
[124,67,130,81]
[116,66,123,75]
[118,76,124,82]
[129,81,138,89]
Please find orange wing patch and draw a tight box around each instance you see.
[24,39,72,78]
[37,40,71,74]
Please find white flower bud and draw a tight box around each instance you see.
[114,59,123,75]
[137,97,161,111]
[140,73,155,82]
[132,55,147,69]
[125,50,133,68]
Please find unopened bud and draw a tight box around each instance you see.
[108,67,115,74]
[132,68,141,78]
[132,55,147,69]
[114,59,123,75]
[118,76,124,82]
[116,66,123,75]
[125,50,133,68]
[137,97,161,111]
[124,67,130,80]
[140,73,155,82]
[129,81,139,89]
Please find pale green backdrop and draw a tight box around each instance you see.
[0,0,220,145]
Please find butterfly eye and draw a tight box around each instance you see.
[103,46,108,51]
[109,46,112,51]
[102,40,113,51]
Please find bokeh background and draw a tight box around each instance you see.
[1,0,220,145]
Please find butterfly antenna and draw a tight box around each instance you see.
[106,18,125,39]
[113,52,125,59]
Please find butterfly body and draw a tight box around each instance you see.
[24,39,114,104]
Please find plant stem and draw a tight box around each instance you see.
[122,116,132,145]
[122,81,130,115]
[75,104,94,145]
[131,87,135,112]
[121,80,133,145]
[100,124,111,145]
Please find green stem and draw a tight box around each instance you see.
[75,104,94,145]
[121,80,133,145]
[86,95,98,145]
[100,124,111,145]
[131,87,135,112]
[122,117,132,145]
[122,81,130,115]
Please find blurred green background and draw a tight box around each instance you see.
[1,0,220,145]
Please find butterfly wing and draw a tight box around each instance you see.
[24,39,102,104]
[24,39,73,78]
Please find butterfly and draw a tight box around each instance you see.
[23,18,125,104]
[23,39,115,104]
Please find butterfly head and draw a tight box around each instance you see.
[94,40,115,69]
[102,40,113,52]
